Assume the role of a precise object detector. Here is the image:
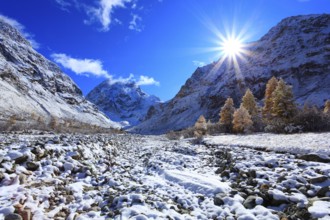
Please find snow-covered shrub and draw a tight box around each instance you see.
[284,124,303,133]
[293,105,329,132]
[207,122,226,135]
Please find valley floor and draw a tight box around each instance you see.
[0,132,330,220]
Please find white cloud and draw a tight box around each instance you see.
[52,53,160,86]
[108,74,159,86]
[86,0,131,31]
[51,53,111,78]
[128,14,142,32]
[193,60,206,67]
[136,75,160,86]
[0,14,40,49]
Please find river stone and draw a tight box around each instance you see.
[26,162,39,171]
[214,193,225,206]
[243,195,257,209]
[4,213,23,220]
[299,154,330,163]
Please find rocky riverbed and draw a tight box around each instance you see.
[0,132,329,220]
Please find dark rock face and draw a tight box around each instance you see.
[0,18,117,130]
[132,14,330,134]
[87,81,160,126]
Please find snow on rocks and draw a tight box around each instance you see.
[0,132,329,219]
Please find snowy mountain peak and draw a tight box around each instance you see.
[0,18,31,47]
[87,79,160,127]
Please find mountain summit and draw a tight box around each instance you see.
[131,14,330,134]
[86,80,160,127]
[0,18,119,131]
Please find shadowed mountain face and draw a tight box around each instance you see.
[0,18,119,131]
[87,80,160,127]
[131,14,330,134]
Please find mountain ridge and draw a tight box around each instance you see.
[0,18,120,131]
[131,14,330,134]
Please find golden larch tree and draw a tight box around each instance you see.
[324,100,330,114]
[262,76,278,119]
[271,78,296,121]
[219,97,235,132]
[242,89,258,117]
[232,105,253,133]
[194,115,207,138]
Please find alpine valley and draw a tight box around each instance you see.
[0,8,330,220]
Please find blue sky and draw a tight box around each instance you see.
[0,0,329,101]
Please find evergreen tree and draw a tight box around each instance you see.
[262,76,278,120]
[219,97,235,132]
[194,115,207,138]
[271,78,296,121]
[324,100,330,114]
[232,105,253,133]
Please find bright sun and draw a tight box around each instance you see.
[220,37,243,58]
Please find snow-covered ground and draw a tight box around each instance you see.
[0,132,330,220]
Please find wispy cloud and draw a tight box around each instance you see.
[0,14,40,49]
[85,0,131,31]
[136,75,160,86]
[129,14,142,32]
[51,53,110,78]
[193,60,206,67]
[54,0,71,11]
[52,0,153,32]
[52,53,159,86]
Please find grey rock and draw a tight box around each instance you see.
[14,155,28,164]
[26,162,39,171]
[243,195,257,209]
[309,176,328,184]
[299,154,330,163]
[317,186,330,197]
[4,213,22,220]
[214,193,225,206]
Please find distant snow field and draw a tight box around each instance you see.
[205,132,330,155]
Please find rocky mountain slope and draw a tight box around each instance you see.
[132,14,330,134]
[0,18,119,131]
[87,80,160,127]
